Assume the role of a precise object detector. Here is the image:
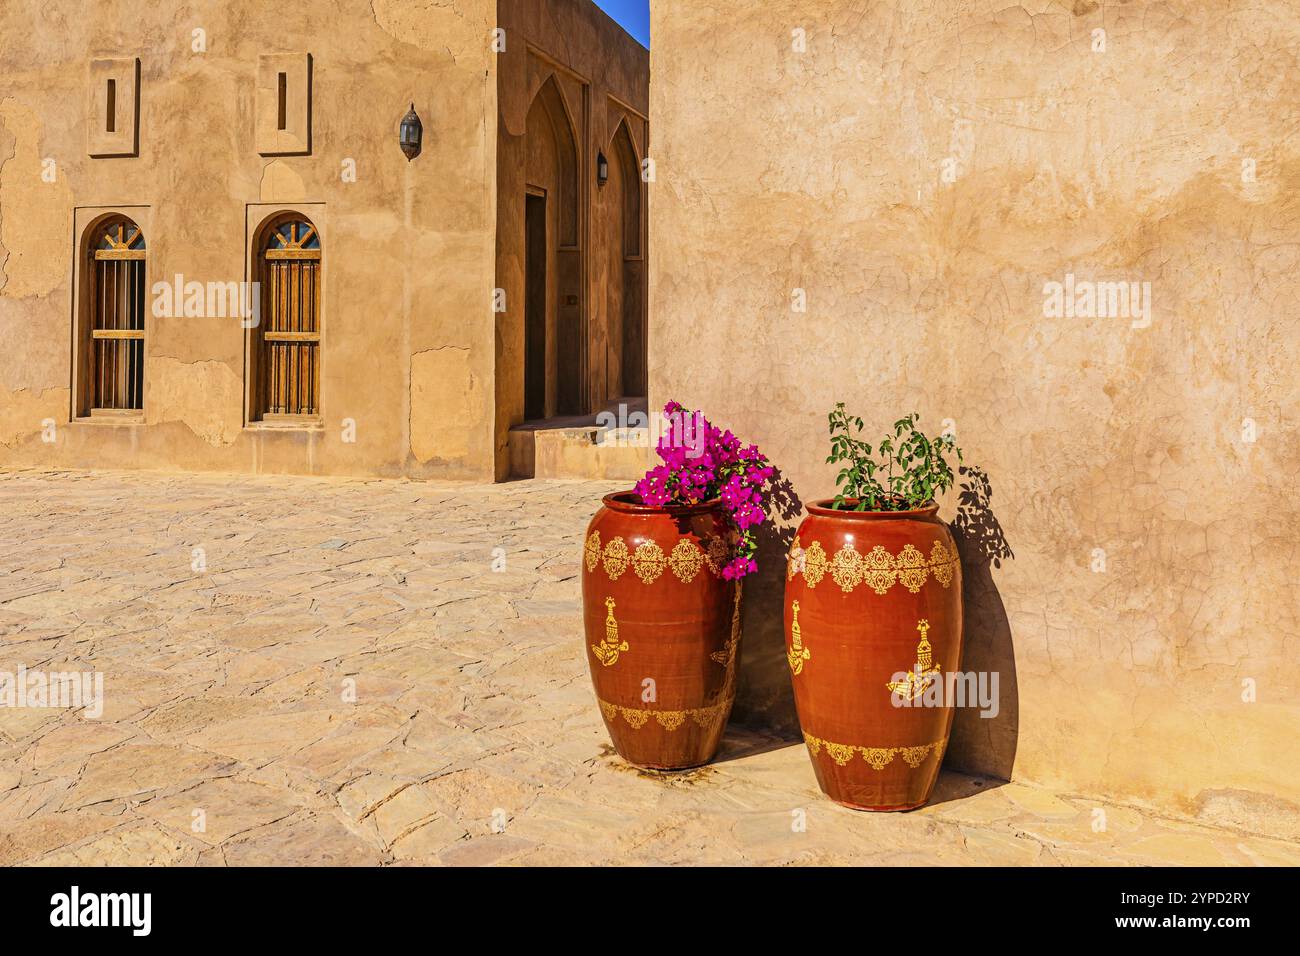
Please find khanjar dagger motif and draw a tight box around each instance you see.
[787,599,811,675]
[591,596,629,667]
[710,581,743,667]
[886,619,941,700]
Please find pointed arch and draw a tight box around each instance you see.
[526,74,579,247]
[523,72,584,418]
[602,115,647,399]
[608,116,642,258]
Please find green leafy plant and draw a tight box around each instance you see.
[825,404,962,511]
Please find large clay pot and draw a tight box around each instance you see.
[784,500,963,810]
[581,492,740,770]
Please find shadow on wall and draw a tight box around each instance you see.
[729,465,804,743]
[947,466,1018,782]
[727,463,1019,780]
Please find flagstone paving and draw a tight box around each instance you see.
[0,468,1294,867]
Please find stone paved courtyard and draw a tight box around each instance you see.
[0,469,1294,867]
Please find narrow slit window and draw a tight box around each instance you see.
[277,72,287,130]
[254,217,321,419]
[106,78,116,133]
[85,217,146,413]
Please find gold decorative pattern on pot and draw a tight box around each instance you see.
[896,544,927,592]
[669,537,705,583]
[863,544,897,593]
[806,541,828,587]
[826,742,857,766]
[787,538,828,588]
[656,711,686,731]
[930,540,956,587]
[831,543,864,591]
[583,531,601,572]
[862,747,894,770]
[591,597,629,667]
[899,745,933,768]
[702,536,731,576]
[597,696,733,732]
[787,537,958,595]
[631,539,666,584]
[602,537,630,581]
[802,732,944,770]
[589,535,723,584]
[886,619,941,701]
[787,599,811,675]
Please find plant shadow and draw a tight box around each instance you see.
[727,465,804,748]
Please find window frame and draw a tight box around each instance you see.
[70,206,152,424]
[243,205,327,430]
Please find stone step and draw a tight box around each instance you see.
[509,425,650,480]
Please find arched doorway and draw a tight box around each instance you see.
[524,75,582,420]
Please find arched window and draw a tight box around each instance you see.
[81,216,146,413]
[251,215,321,419]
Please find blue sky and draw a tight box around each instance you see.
[593,0,650,47]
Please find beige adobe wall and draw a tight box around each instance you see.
[650,0,1300,826]
[0,0,498,479]
[495,0,649,478]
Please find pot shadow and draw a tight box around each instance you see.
[943,465,1019,786]
[714,466,805,761]
[921,769,1011,809]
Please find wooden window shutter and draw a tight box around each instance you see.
[257,218,321,419]
[88,217,146,412]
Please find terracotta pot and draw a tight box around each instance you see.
[784,499,963,810]
[581,492,740,770]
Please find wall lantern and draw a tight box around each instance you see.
[596,150,609,186]
[399,103,423,161]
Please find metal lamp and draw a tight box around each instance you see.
[399,103,423,161]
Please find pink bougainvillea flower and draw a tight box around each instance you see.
[632,402,774,580]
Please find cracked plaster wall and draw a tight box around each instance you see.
[0,0,498,478]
